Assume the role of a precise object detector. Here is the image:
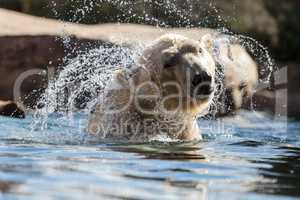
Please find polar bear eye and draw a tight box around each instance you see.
[164,55,180,69]
[198,48,203,54]
[239,83,247,91]
[164,60,175,68]
[164,62,173,69]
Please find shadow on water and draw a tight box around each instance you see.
[0,181,20,194]
[107,140,300,198]
[106,141,211,198]
[253,145,300,197]
[226,140,300,198]
[109,141,205,161]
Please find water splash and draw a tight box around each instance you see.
[48,0,232,28]
[218,28,276,84]
[28,1,277,144]
[31,44,142,132]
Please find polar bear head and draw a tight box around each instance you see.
[134,34,216,117]
[212,36,258,115]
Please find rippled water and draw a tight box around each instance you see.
[0,112,299,200]
[0,1,295,199]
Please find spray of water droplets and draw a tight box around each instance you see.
[28,0,276,143]
[31,44,142,130]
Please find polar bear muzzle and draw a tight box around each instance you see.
[162,49,214,101]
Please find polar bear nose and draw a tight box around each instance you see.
[191,71,213,96]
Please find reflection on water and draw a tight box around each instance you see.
[0,114,299,200]
[254,146,300,197]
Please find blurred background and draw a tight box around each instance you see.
[1,0,299,62]
[0,0,299,117]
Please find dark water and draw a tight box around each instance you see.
[0,112,299,200]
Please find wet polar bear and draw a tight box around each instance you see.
[88,34,216,141]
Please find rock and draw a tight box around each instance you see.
[0,1,280,47]
[287,63,300,118]
[0,9,115,108]
[0,8,215,44]
[0,100,25,118]
[0,35,63,105]
[0,35,111,108]
[243,89,276,115]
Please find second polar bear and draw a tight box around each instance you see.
[211,36,259,116]
[88,34,216,141]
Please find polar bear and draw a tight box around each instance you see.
[88,34,216,141]
[200,34,258,116]
[212,36,258,116]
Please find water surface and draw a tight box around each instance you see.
[0,112,299,200]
